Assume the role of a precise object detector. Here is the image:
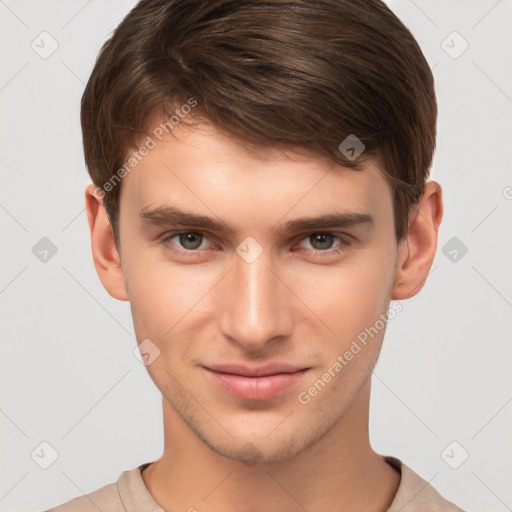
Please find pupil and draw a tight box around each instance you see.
[180,233,202,250]
[313,234,333,250]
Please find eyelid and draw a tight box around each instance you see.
[159,229,350,242]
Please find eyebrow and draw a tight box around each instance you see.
[139,205,374,234]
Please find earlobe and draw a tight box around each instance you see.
[391,181,443,300]
[85,184,129,301]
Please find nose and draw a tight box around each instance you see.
[216,247,294,352]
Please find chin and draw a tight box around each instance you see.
[208,437,307,465]
[194,417,324,465]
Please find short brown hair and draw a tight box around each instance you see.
[81,0,437,244]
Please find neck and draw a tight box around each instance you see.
[142,379,400,512]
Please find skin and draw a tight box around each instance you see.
[85,118,442,512]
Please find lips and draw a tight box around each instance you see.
[204,363,310,401]
[206,362,306,377]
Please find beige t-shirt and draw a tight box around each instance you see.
[46,456,466,511]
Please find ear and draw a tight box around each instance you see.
[392,181,443,300]
[85,184,129,301]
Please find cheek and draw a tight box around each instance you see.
[123,231,396,353]
[296,260,395,406]
[123,247,215,341]
[310,253,395,349]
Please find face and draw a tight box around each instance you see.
[116,120,400,463]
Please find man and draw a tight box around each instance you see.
[48,0,466,510]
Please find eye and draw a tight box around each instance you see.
[298,233,344,251]
[304,233,336,251]
[161,231,212,252]
[159,230,352,260]
[294,233,352,258]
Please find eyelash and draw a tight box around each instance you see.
[158,231,352,259]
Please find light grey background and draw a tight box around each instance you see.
[0,1,511,511]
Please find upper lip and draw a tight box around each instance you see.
[205,363,308,377]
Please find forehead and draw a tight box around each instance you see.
[119,119,393,228]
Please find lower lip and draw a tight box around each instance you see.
[205,368,309,401]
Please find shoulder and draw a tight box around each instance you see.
[45,462,161,512]
[384,456,468,512]
[45,469,129,512]
[46,481,120,511]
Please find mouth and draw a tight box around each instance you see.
[203,363,311,401]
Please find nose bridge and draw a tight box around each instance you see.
[217,246,291,349]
